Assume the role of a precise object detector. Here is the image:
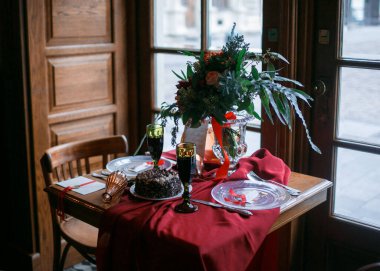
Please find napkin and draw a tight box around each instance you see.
[228,148,291,185]
[227,148,290,271]
[161,149,176,161]
[56,176,105,195]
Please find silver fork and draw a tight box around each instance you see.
[248,172,301,196]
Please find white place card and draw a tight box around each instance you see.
[56,176,105,195]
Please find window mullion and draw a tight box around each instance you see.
[201,0,208,50]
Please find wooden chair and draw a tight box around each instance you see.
[40,135,128,271]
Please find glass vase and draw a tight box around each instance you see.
[212,114,253,168]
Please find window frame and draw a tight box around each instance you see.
[136,0,303,166]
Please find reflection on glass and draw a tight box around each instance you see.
[207,0,263,52]
[155,53,194,108]
[245,131,261,155]
[154,0,201,49]
[341,0,380,60]
[334,147,380,228]
[161,118,185,152]
[337,68,380,145]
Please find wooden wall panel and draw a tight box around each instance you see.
[26,0,130,270]
[46,0,111,45]
[50,115,114,145]
[48,54,113,111]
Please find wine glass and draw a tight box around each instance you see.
[174,142,198,213]
[146,124,164,169]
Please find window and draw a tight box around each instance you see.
[152,0,263,152]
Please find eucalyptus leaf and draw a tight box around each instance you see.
[251,66,260,80]
[247,103,262,121]
[291,88,313,101]
[267,63,276,79]
[235,48,246,73]
[179,50,197,57]
[187,64,193,78]
[289,96,321,154]
[172,70,186,80]
[263,86,286,125]
[260,87,274,124]
[181,70,187,80]
[280,94,292,129]
[275,76,304,87]
[270,52,290,64]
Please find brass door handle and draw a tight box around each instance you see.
[312,80,327,97]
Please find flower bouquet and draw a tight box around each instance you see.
[160,24,320,177]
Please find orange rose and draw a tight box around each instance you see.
[205,71,219,86]
[204,51,223,63]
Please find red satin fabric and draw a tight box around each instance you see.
[96,148,290,271]
[211,117,230,179]
[230,148,291,185]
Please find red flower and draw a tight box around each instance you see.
[176,80,191,89]
[205,71,219,86]
[203,50,224,64]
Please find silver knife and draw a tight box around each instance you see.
[191,199,253,216]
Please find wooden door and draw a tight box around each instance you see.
[26,0,131,270]
[305,0,380,270]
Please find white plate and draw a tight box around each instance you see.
[129,183,184,201]
[106,155,172,177]
[211,179,291,210]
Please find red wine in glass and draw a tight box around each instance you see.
[147,137,163,166]
[175,142,198,213]
[146,124,164,168]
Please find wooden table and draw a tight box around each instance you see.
[45,172,331,231]
[45,171,332,270]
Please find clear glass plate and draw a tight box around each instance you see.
[106,155,172,178]
[211,179,291,210]
[129,184,183,201]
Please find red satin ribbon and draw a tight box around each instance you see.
[146,159,165,166]
[57,179,96,221]
[224,188,247,206]
[211,112,237,180]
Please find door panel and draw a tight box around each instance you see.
[47,54,113,110]
[309,0,380,269]
[46,0,112,45]
[50,115,114,145]
[27,0,128,270]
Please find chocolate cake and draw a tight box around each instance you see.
[134,168,182,198]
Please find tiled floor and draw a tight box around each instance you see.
[64,260,96,271]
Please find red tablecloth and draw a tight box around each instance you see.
[96,149,290,271]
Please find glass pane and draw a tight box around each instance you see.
[154,53,194,109]
[162,118,185,152]
[249,97,261,127]
[334,147,380,228]
[154,0,201,49]
[246,131,261,155]
[337,67,380,145]
[208,0,263,52]
[341,0,380,60]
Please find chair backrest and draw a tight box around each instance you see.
[41,135,128,186]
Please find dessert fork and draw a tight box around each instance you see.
[248,172,301,196]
